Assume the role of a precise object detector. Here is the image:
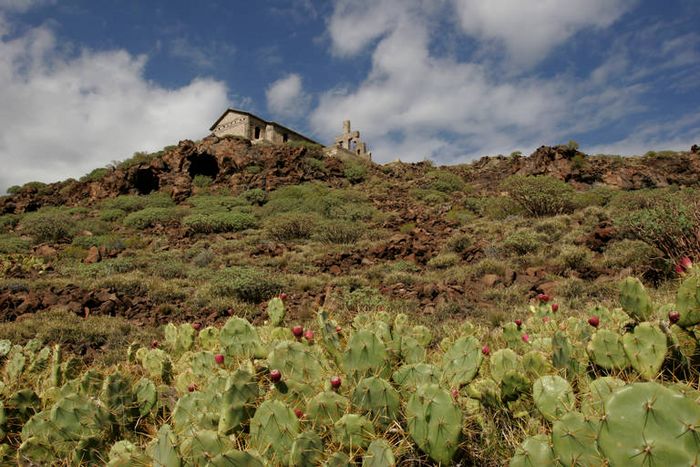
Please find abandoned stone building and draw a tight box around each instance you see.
[209,109,320,146]
[326,120,372,161]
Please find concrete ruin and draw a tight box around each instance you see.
[326,120,372,161]
[209,108,320,146]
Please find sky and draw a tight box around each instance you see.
[0,0,699,192]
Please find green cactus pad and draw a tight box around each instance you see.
[622,322,667,380]
[580,376,625,417]
[392,363,440,391]
[267,297,286,326]
[324,452,352,467]
[198,326,220,351]
[676,272,700,327]
[362,439,396,467]
[141,349,173,384]
[180,429,235,465]
[522,351,552,379]
[500,370,530,402]
[342,330,391,382]
[406,383,462,465]
[532,375,575,422]
[489,348,521,384]
[147,424,181,467]
[268,340,324,383]
[250,399,300,464]
[598,382,700,466]
[290,431,324,467]
[509,434,557,467]
[352,376,400,429]
[164,323,195,355]
[552,331,579,379]
[619,277,653,321]
[442,335,483,387]
[218,369,259,434]
[587,329,629,371]
[398,336,426,364]
[551,412,604,466]
[17,437,55,465]
[332,413,375,450]
[306,391,350,427]
[172,391,220,434]
[219,317,266,358]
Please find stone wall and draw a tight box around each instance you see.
[212,110,313,145]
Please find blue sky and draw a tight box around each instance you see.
[0,0,698,191]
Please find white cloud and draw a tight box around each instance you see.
[452,0,636,66]
[0,0,53,13]
[266,73,310,119]
[313,0,694,164]
[0,21,228,192]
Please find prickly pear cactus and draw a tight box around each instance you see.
[509,434,556,467]
[133,378,158,417]
[141,349,173,384]
[332,414,375,450]
[164,323,195,356]
[198,326,220,351]
[580,376,625,417]
[325,452,352,467]
[179,429,235,465]
[552,331,579,379]
[362,439,396,467]
[502,322,523,349]
[441,336,483,387]
[147,424,181,467]
[392,363,440,391]
[219,317,265,359]
[5,346,26,384]
[532,375,575,422]
[398,336,426,364]
[306,391,350,427]
[342,330,391,382]
[108,439,149,466]
[289,431,323,467]
[268,341,324,383]
[100,371,138,427]
[587,329,629,371]
[500,370,530,402]
[622,323,667,380]
[250,399,300,464]
[172,391,220,434]
[522,351,552,379]
[352,376,400,429]
[406,383,462,465]
[676,272,700,327]
[619,277,653,321]
[267,297,286,326]
[551,412,604,466]
[489,348,520,384]
[598,382,700,466]
[218,369,259,435]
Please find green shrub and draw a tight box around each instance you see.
[186,195,247,213]
[410,189,450,204]
[100,193,174,213]
[183,212,257,233]
[446,232,473,254]
[613,189,700,260]
[313,220,365,244]
[0,214,19,233]
[466,196,525,220]
[71,234,126,251]
[424,170,465,193]
[98,208,127,222]
[148,256,190,279]
[22,181,51,194]
[123,207,181,230]
[305,157,328,173]
[501,229,545,255]
[603,240,664,277]
[210,267,283,303]
[427,252,460,269]
[501,175,575,216]
[0,235,30,254]
[557,245,592,271]
[242,189,268,206]
[263,183,374,220]
[265,213,320,241]
[19,209,77,243]
[6,185,20,195]
[343,162,368,184]
[191,249,215,268]
[117,151,159,170]
[80,167,110,183]
[192,175,213,189]
[245,165,262,174]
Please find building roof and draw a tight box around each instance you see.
[209,108,320,145]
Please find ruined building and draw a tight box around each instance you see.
[326,120,372,161]
[209,109,320,146]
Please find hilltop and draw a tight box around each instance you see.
[0,137,699,465]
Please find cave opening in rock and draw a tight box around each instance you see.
[188,154,219,179]
[134,168,160,195]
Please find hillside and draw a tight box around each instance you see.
[0,136,699,465]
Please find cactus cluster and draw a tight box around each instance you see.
[0,276,697,465]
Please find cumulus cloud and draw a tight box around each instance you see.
[312,0,693,163]
[453,0,636,66]
[266,73,310,119]
[0,20,228,193]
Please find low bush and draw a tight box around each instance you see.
[192,175,213,189]
[98,208,127,222]
[183,212,257,233]
[0,214,19,233]
[19,209,77,243]
[101,193,174,213]
[80,167,110,183]
[242,188,267,206]
[265,212,319,241]
[410,189,450,204]
[423,170,466,193]
[501,175,575,216]
[446,232,473,254]
[313,220,365,244]
[556,245,592,271]
[604,239,665,278]
[343,161,368,184]
[427,252,460,269]
[501,229,546,255]
[209,267,283,303]
[123,207,182,230]
[186,195,247,213]
[0,235,30,254]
